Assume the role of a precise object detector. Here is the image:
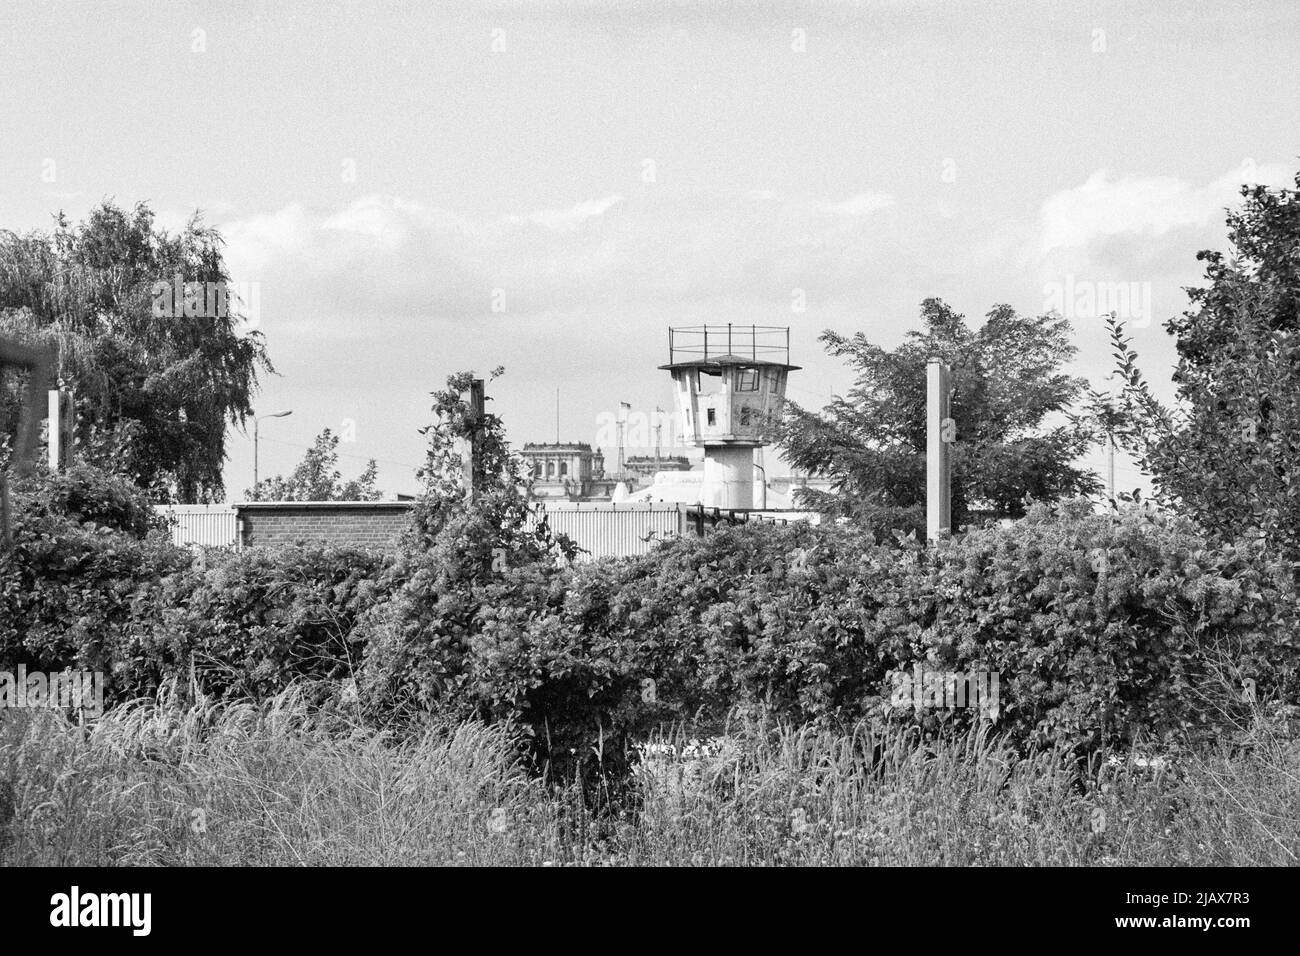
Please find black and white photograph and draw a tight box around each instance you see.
[0,0,1296,930]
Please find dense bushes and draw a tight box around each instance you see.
[118,545,396,701]
[14,463,162,536]
[451,521,909,770]
[919,501,1300,749]
[358,498,571,715]
[5,464,1298,772]
[1,465,397,704]
[0,465,188,677]
[360,500,1300,767]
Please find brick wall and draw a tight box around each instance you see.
[234,501,414,551]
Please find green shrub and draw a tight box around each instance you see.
[0,465,187,682]
[459,521,918,775]
[119,544,397,701]
[14,462,164,537]
[358,501,569,717]
[358,368,579,723]
[360,500,1300,771]
[1,465,397,705]
[920,501,1300,750]
[8,459,1296,774]
[359,517,923,772]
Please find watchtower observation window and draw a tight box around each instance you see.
[697,368,724,396]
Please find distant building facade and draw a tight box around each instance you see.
[521,442,621,500]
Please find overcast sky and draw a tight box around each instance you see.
[2,0,1297,497]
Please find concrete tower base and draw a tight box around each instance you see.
[702,445,754,510]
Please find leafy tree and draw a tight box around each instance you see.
[244,428,381,501]
[0,201,272,501]
[358,368,577,717]
[402,366,560,548]
[780,299,1100,531]
[1111,171,1300,556]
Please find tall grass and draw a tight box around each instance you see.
[0,685,564,866]
[2,686,1297,866]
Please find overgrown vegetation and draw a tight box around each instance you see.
[2,686,1296,866]
[5,460,1296,785]
[0,464,187,677]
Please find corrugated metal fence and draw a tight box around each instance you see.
[155,505,238,548]
[528,502,683,562]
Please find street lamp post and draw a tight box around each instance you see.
[253,410,293,490]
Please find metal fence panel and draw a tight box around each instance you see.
[527,503,682,562]
[154,505,239,548]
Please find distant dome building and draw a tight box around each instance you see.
[521,442,620,500]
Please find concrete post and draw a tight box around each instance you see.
[927,359,952,542]
[458,379,485,501]
[48,389,61,471]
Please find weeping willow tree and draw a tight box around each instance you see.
[0,201,272,501]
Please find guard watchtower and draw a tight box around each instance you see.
[659,325,799,509]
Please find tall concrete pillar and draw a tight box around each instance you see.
[927,358,952,542]
[702,445,753,509]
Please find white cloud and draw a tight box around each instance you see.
[523,194,625,232]
[218,188,898,327]
[830,192,895,217]
[1040,162,1293,253]
[222,204,314,272]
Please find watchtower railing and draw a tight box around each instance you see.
[667,325,790,365]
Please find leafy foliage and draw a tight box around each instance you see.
[5,461,1294,777]
[0,201,272,501]
[780,299,1100,530]
[1111,172,1300,557]
[355,500,1299,771]
[120,545,396,701]
[922,502,1299,750]
[0,464,391,703]
[357,369,577,716]
[455,504,1299,764]
[0,465,188,680]
[245,428,381,501]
